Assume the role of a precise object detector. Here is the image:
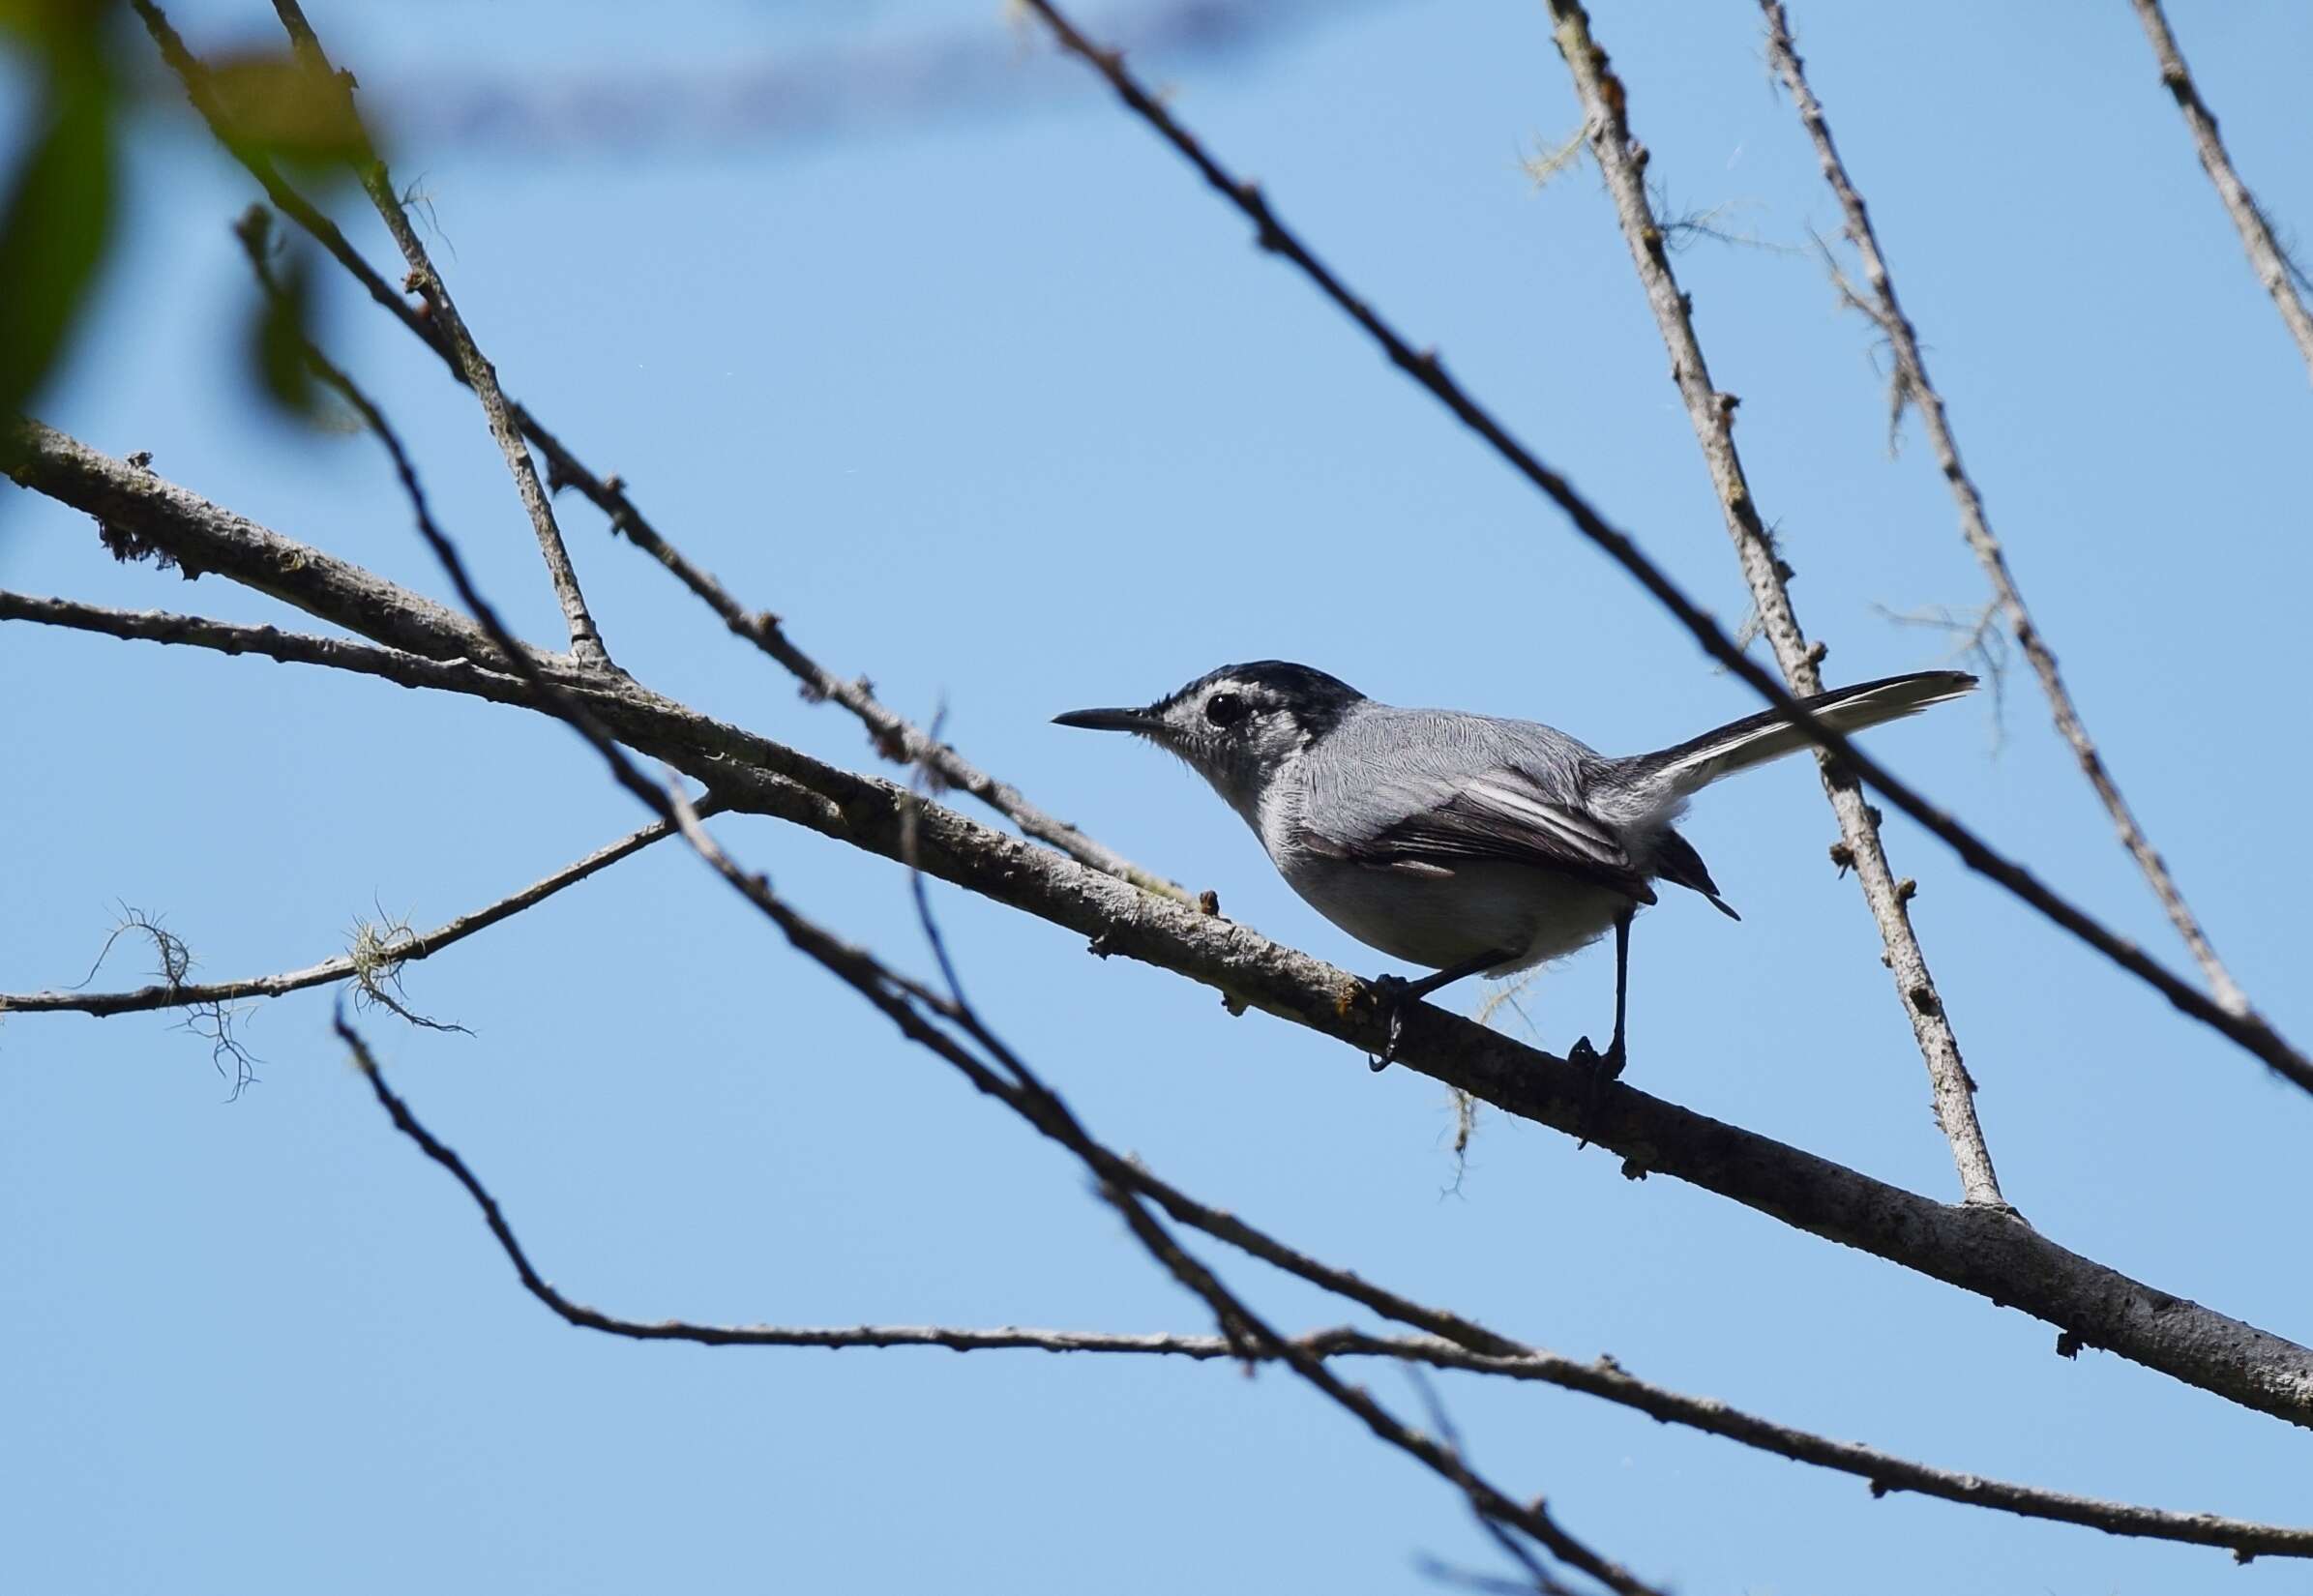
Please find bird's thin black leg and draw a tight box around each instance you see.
[1568,910,1633,1083]
[1367,949,1510,1072]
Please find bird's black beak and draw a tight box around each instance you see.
[1053,706,1160,733]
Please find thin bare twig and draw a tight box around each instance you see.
[18,424,2313,1433]
[739,781,2313,1564]
[340,1020,1238,1352]
[260,0,610,666]
[198,632,2305,1585]
[1005,0,2313,1104]
[2,811,697,1020]
[2127,0,2313,386]
[0,590,525,696]
[602,509,1190,901]
[887,836,2313,1571]
[17,3,2313,1553]
[1105,1184,1661,1594]
[1335,1334,2313,1561]
[1764,0,2252,1021]
[738,838,1662,1595]
[125,0,1182,903]
[344,1004,2313,1562]
[1537,0,2002,1206]
[125,0,442,366]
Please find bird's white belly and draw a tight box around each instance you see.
[1280,855,1630,975]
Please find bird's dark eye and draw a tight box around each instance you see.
[1204,693,1250,727]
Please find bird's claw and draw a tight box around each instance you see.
[1367,974,1411,1072]
[1568,1033,1627,1147]
[1567,1033,1627,1083]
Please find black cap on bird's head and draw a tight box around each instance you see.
[1055,661,1366,817]
[1055,660,1363,740]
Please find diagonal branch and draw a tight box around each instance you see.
[125,0,1181,904]
[0,589,525,697]
[193,282,2303,1568]
[883,857,2313,1566]
[337,1020,2313,1563]
[1004,0,2313,1108]
[2127,0,2313,386]
[282,337,1664,1591]
[1,808,698,1020]
[260,0,610,666]
[660,801,1664,1595]
[716,791,2313,1565]
[1536,0,2000,1206]
[1107,1183,1659,1594]
[604,509,1190,901]
[1763,4,2251,1020]
[14,425,2313,1432]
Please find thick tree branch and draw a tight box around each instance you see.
[125,0,1181,904]
[1539,0,2000,1206]
[1005,0,2313,1102]
[12,425,2313,1433]
[1,809,696,1020]
[2127,0,2313,386]
[1762,0,2252,1024]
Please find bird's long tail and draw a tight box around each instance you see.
[1622,669,1976,800]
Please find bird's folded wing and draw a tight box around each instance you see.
[1318,767,1657,903]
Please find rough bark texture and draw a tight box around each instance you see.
[1544,0,2003,1209]
[11,419,2313,1432]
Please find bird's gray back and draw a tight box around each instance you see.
[1295,705,1614,844]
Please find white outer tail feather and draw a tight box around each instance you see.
[1641,670,1977,799]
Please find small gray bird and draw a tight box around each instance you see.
[1056,662,1973,1075]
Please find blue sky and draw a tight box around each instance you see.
[6,1,2313,1590]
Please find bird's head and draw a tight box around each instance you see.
[1054,661,1365,821]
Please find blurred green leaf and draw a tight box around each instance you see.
[207,46,370,177]
[0,42,114,416]
[232,205,327,423]
[0,0,108,48]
